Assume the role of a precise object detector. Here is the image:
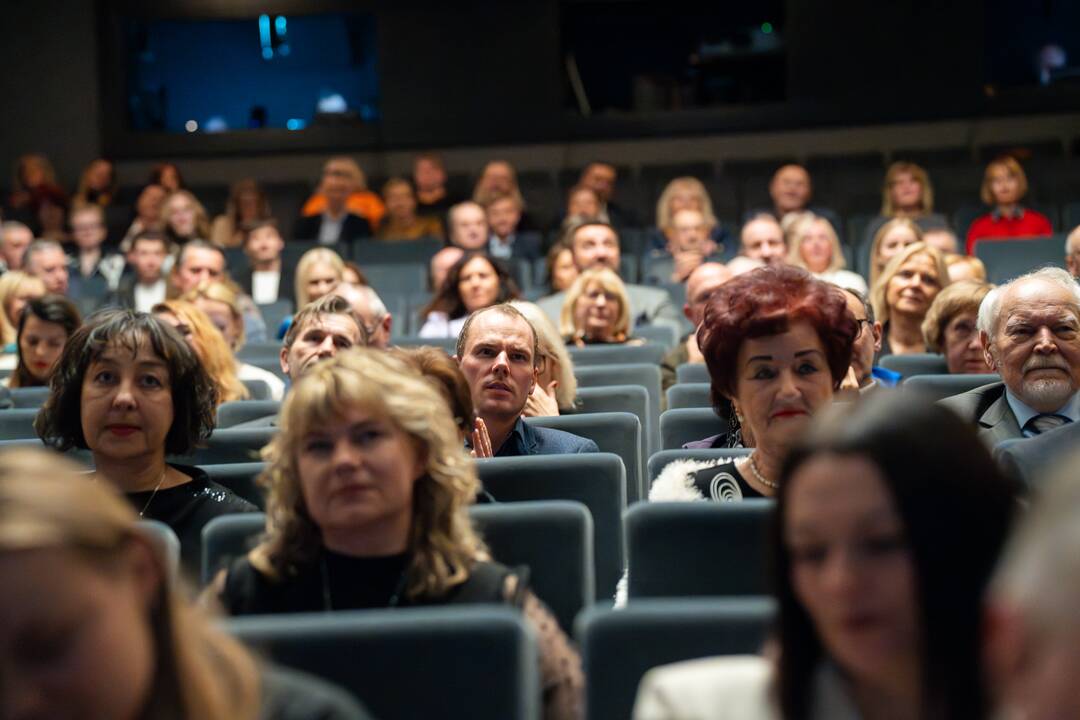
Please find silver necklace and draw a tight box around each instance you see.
[138,469,169,517]
[746,453,779,490]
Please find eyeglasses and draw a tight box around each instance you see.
[854,318,872,338]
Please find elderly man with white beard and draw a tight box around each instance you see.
[939,267,1080,445]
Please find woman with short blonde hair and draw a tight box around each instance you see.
[0,270,45,346]
[560,267,633,345]
[0,448,368,719]
[295,247,346,308]
[655,177,718,233]
[154,299,250,405]
[785,213,867,294]
[871,242,950,356]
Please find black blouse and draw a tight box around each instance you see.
[127,464,257,577]
[688,461,766,501]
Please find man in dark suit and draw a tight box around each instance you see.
[233,220,295,306]
[457,304,597,457]
[939,267,1080,445]
[995,420,1080,490]
[292,158,372,254]
[483,191,541,262]
[113,231,169,312]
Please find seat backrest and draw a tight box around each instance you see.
[568,343,667,367]
[139,519,181,584]
[526,412,643,505]
[237,341,285,362]
[172,427,278,465]
[390,334,457,354]
[576,597,775,720]
[228,607,540,720]
[255,299,294,333]
[574,386,649,502]
[974,234,1067,285]
[9,386,50,408]
[576,363,661,455]
[201,512,266,584]
[477,453,626,600]
[902,373,1000,402]
[0,409,42,440]
[659,407,727,450]
[198,462,267,509]
[647,448,753,487]
[353,237,441,265]
[674,363,709,384]
[634,324,678,349]
[471,501,594,635]
[217,400,282,429]
[240,378,273,401]
[879,353,948,378]
[665,382,711,410]
[360,263,429,297]
[626,500,774,599]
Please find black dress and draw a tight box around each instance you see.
[688,461,766,501]
[127,464,257,578]
[221,550,523,616]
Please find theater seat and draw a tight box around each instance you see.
[0,409,42,440]
[576,363,661,455]
[390,335,456,354]
[575,386,649,498]
[217,400,282,428]
[568,344,667,367]
[139,519,181,584]
[674,363,709,384]
[665,382,710,410]
[9,386,50,408]
[526,412,643,503]
[902,373,999,402]
[228,607,539,720]
[576,597,775,720]
[659,407,727,450]
[625,500,774,599]
[478,453,626,601]
[201,512,266,583]
[173,427,278,465]
[240,379,273,401]
[879,353,948,378]
[973,235,1066,285]
[255,300,293,334]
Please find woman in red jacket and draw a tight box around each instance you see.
[966,156,1052,254]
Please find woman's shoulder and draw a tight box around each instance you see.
[174,465,259,514]
[417,312,451,337]
[649,458,736,502]
[634,654,776,720]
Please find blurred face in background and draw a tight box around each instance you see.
[551,248,578,292]
[889,171,923,213]
[244,226,284,266]
[568,188,601,219]
[164,194,197,238]
[741,217,787,265]
[383,182,418,222]
[136,185,166,225]
[580,163,616,202]
[875,226,919,275]
[571,224,620,272]
[449,204,488,250]
[131,239,168,284]
[486,197,521,239]
[413,157,446,193]
[770,165,812,214]
[457,256,500,313]
[71,209,107,252]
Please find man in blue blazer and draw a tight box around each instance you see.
[458,304,597,457]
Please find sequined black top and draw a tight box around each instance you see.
[127,463,257,579]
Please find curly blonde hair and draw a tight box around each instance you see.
[253,348,486,600]
[655,177,718,232]
[560,267,632,342]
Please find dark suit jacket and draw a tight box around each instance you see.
[292,213,372,256]
[490,232,542,262]
[481,417,599,457]
[234,265,297,306]
[937,381,1024,446]
[995,419,1080,491]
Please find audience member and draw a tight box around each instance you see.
[294,158,375,249]
[68,204,125,301]
[35,310,257,574]
[485,190,540,260]
[651,266,856,494]
[341,261,367,287]
[429,245,465,293]
[545,239,579,294]
[0,449,372,720]
[472,160,517,206]
[294,247,344,309]
[922,280,995,375]
[636,394,1018,719]
[922,225,960,255]
[170,239,267,344]
[183,279,286,400]
[419,252,519,338]
[784,213,868,294]
[6,295,80,388]
[841,288,900,394]
[236,220,294,305]
[376,177,444,241]
[413,152,459,219]
[120,184,167,251]
[24,239,70,296]
[7,153,56,213]
[71,157,117,210]
[210,348,583,719]
[31,183,70,245]
[647,208,719,284]
[162,190,211,245]
[537,221,679,329]
[660,262,733,392]
[389,345,475,441]
[334,282,392,349]
[862,161,948,247]
[945,253,987,283]
[0,271,45,347]
[939,266,1080,444]
[986,448,1080,717]
[654,177,724,252]
[868,217,922,288]
[149,162,184,193]
[0,220,33,272]
[154,299,250,405]
[510,300,579,416]
[458,304,597,457]
[446,201,489,251]
[748,164,839,231]
[871,242,949,356]
[210,179,272,248]
[279,295,366,385]
[966,155,1053,254]
[563,184,608,226]
[579,161,637,227]
[114,231,169,312]
[736,213,787,267]
[1065,224,1080,278]
[560,268,642,347]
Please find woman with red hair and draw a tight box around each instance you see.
[650,265,857,501]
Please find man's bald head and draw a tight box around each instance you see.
[684,262,733,326]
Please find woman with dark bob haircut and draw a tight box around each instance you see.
[650,265,856,501]
[418,251,520,338]
[7,294,81,388]
[35,309,256,575]
[635,393,1019,718]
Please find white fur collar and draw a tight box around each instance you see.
[648,457,736,501]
